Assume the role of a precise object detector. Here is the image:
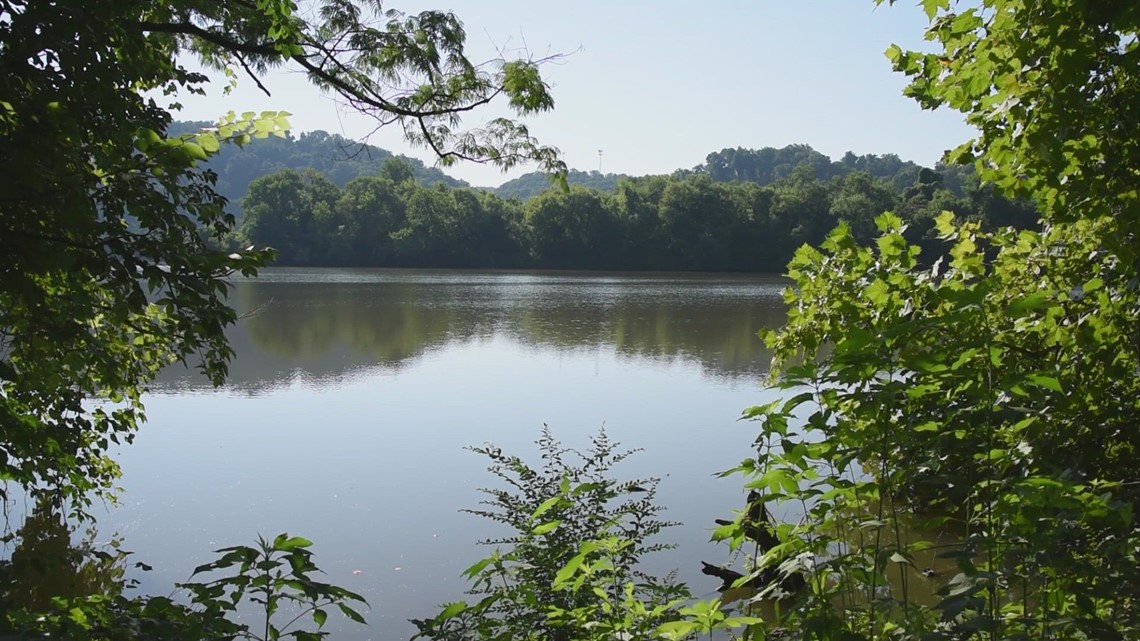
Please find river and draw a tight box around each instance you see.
[11,268,795,640]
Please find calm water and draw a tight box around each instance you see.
[48,269,795,639]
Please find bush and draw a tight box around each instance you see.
[411,427,692,641]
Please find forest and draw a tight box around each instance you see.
[224,135,1037,271]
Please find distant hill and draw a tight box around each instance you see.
[491,169,629,199]
[171,121,980,209]
[486,145,977,200]
[170,121,467,213]
[696,145,976,196]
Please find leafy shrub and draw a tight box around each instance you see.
[3,531,366,641]
[411,427,694,641]
[721,214,1140,640]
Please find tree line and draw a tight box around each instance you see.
[499,144,979,201]
[234,157,1038,271]
[177,117,985,206]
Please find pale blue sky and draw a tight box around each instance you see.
[175,1,974,187]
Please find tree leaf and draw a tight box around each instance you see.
[337,603,367,625]
[1025,374,1063,393]
[531,520,561,535]
[274,535,314,551]
[531,496,561,520]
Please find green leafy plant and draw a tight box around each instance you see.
[3,532,366,641]
[411,427,692,641]
[720,212,1139,640]
[180,533,368,641]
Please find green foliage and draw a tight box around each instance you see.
[4,531,364,641]
[672,4,1140,639]
[723,3,1140,638]
[180,533,369,641]
[5,591,244,641]
[411,429,791,641]
[523,188,622,269]
[494,144,986,202]
[153,2,566,174]
[411,428,692,641]
[732,213,1140,639]
[880,0,1138,232]
[239,169,342,266]
[0,1,278,508]
[494,169,629,200]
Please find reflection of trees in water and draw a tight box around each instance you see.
[241,282,496,363]
[0,500,128,612]
[158,274,787,393]
[506,298,783,377]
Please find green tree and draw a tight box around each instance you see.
[657,175,740,271]
[0,0,562,507]
[495,169,627,200]
[334,175,409,265]
[734,183,781,272]
[238,169,342,265]
[378,157,418,186]
[449,189,524,268]
[826,171,897,245]
[767,165,833,258]
[524,188,621,269]
[612,176,670,269]
[175,125,469,214]
[392,185,465,265]
[235,155,1037,272]
[884,0,1138,235]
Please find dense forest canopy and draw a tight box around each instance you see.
[492,168,628,200]
[227,147,1037,271]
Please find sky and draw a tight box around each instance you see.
[173,1,976,188]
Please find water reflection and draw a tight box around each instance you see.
[111,268,793,641]
[155,269,788,394]
[0,500,128,613]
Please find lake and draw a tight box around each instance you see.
[25,268,795,640]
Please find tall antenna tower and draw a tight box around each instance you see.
[598,149,604,173]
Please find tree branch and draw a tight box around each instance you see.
[234,52,271,97]
[138,21,278,57]
[139,20,500,120]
